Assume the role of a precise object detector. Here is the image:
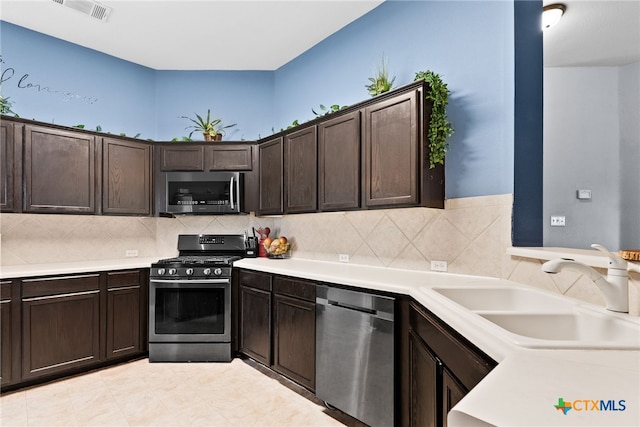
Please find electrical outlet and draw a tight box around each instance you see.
[339,254,350,263]
[550,216,566,227]
[125,249,139,257]
[431,260,448,272]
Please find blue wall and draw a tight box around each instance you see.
[1,0,516,199]
[275,1,514,198]
[154,70,274,141]
[1,22,157,139]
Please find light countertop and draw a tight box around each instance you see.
[235,257,640,427]
[0,257,159,279]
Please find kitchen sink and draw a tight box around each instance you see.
[430,286,574,312]
[423,285,640,350]
[479,309,640,349]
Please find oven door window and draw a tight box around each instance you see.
[155,287,225,335]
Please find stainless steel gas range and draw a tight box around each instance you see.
[148,234,247,362]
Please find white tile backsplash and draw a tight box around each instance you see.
[2,194,638,315]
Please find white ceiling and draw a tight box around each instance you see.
[0,0,384,70]
[1,0,638,70]
[543,0,640,67]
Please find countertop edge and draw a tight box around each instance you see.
[0,257,159,279]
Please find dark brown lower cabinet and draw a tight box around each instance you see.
[1,268,148,391]
[238,270,316,391]
[21,274,102,381]
[272,277,316,390]
[0,280,20,387]
[106,270,146,359]
[408,330,439,427]
[402,300,497,427]
[239,270,272,365]
[442,367,466,423]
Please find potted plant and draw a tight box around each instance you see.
[366,54,396,97]
[414,70,454,169]
[0,93,16,116]
[181,109,236,141]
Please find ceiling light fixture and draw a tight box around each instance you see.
[542,3,566,30]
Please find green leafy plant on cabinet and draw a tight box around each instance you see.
[415,70,454,169]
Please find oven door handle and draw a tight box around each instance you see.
[150,279,230,285]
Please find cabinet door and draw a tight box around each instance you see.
[159,145,205,171]
[273,293,315,390]
[318,112,360,211]
[24,125,97,213]
[0,120,21,213]
[363,90,419,207]
[284,126,317,213]
[442,367,467,427]
[21,275,101,381]
[408,330,440,427]
[0,280,18,387]
[258,137,283,215]
[106,271,142,360]
[239,285,272,365]
[208,144,253,171]
[103,138,151,215]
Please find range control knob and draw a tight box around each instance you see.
[185,268,194,276]
[203,268,212,276]
[168,268,177,275]
[157,268,166,276]
[213,268,223,276]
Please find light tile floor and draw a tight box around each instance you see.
[0,358,357,427]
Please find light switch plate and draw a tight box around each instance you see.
[577,189,592,200]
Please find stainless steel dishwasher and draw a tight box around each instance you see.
[316,285,395,427]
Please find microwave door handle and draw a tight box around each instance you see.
[230,175,235,210]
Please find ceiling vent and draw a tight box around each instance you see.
[52,0,112,23]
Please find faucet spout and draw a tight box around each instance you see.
[542,256,629,313]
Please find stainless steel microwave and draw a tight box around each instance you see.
[163,171,242,214]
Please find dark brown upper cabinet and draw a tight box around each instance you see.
[24,124,98,214]
[284,125,317,213]
[159,145,205,171]
[158,143,253,172]
[0,118,22,213]
[254,80,443,216]
[258,137,283,215]
[102,138,152,215]
[318,111,361,211]
[208,144,253,171]
[363,89,420,208]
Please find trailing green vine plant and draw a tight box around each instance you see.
[414,70,454,169]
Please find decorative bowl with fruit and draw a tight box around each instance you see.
[263,236,291,259]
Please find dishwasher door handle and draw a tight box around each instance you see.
[317,297,394,321]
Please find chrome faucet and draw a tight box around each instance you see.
[542,244,629,313]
